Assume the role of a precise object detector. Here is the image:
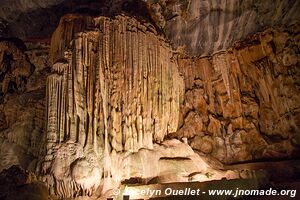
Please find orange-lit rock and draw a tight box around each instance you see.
[177,25,300,164]
[0,3,299,199]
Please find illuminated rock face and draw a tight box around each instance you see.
[177,26,300,164]
[48,15,183,150]
[145,0,300,56]
[1,0,299,57]
[0,9,299,200]
[42,14,187,198]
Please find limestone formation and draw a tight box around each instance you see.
[1,0,299,57]
[41,14,188,198]
[0,40,48,172]
[0,40,33,97]
[145,0,300,56]
[0,2,299,200]
[177,25,300,164]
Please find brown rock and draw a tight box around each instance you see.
[200,140,213,154]
[179,26,300,164]
[0,41,34,96]
[207,115,222,136]
[190,136,213,154]
[0,165,48,200]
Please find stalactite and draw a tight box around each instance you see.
[177,27,300,164]
[43,14,184,198]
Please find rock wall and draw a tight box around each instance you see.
[0,165,49,200]
[0,8,299,200]
[47,14,183,151]
[0,40,33,97]
[176,25,300,164]
[1,0,300,58]
[0,40,50,172]
[145,0,300,56]
[42,14,191,198]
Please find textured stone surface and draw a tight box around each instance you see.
[0,40,33,97]
[145,0,300,56]
[49,14,183,148]
[0,40,49,172]
[176,25,300,164]
[38,13,300,199]
[1,0,299,57]
[40,14,204,198]
[0,1,299,199]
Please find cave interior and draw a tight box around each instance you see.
[0,0,299,199]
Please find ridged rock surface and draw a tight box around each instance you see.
[176,25,300,164]
[47,14,183,151]
[145,0,300,56]
[1,0,299,57]
[40,14,230,198]
[0,2,299,199]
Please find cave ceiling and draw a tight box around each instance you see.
[0,0,299,56]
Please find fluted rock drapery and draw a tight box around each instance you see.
[43,14,184,197]
[47,14,183,152]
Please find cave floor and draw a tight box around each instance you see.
[116,159,300,200]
